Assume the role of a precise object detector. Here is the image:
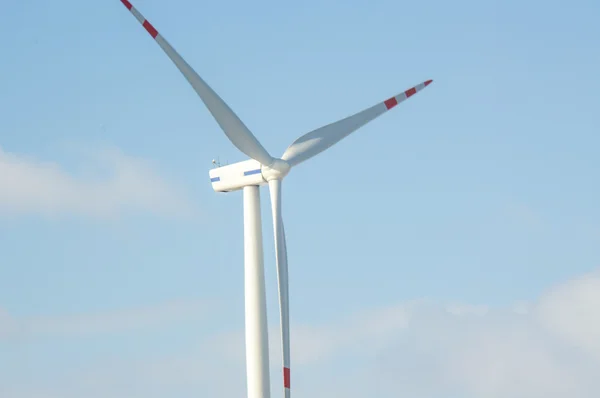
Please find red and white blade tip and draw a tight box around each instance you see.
[384,79,433,110]
[120,0,159,38]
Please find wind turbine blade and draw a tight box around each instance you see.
[268,179,291,398]
[281,80,433,167]
[119,0,274,166]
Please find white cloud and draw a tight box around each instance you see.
[0,145,195,219]
[2,269,600,398]
[347,271,600,398]
[535,271,600,360]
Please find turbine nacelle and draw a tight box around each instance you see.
[209,158,291,192]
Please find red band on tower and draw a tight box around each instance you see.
[284,367,290,389]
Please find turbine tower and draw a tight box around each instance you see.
[118,2,433,397]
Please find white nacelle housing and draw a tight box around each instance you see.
[209,159,267,192]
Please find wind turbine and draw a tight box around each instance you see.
[118,1,432,397]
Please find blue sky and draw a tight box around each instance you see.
[1,0,599,397]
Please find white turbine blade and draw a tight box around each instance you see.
[119,0,274,166]
[281,80,433,167]
[268,179,291,398]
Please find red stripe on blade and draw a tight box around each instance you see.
[384,97,398,109]
[424,79,433,86]
[284,367,290,389]
[143,20,158,38]
[405,87,417,98]
[121,0,133,10]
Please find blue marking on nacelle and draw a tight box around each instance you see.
[210,176,220,182]
[244,169,262,176]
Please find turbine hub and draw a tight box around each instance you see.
[261,158,291,181]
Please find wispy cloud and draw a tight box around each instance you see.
[138,269,600,398]
[0,145,195,219]
[343,270,600,398]
[0,299,212,339]
[2,270,600,398]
